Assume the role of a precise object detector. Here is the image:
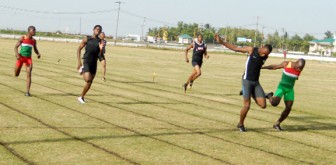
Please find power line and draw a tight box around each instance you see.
[120,9,175,26]
[0,5,117,14]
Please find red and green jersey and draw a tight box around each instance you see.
[20,36,36,57]
[279,62,301,88]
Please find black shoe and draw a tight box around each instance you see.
[237,124,246,132]
[189,81,193,89]
[273,124,282,131]
[239,90,243,96]
[265,92,274,99]
[25,93,31,97]
[182,83,188,93]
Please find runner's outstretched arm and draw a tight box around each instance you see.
[262,61,287,70]
[214,33,253,54]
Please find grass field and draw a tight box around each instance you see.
[0,38,335,165]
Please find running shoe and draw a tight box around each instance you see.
[78,97,86,104]
[237,124,246,132]
[265,92,274,99]
[273,124,282,131]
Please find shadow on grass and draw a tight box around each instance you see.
[115,101,191,105]
[3,128,235,145]
[40,93,107,97]
[249,123,336,132]
[112,79,155,84]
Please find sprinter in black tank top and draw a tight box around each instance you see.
[215,34,273,132]
[77,25,105,104]
[183,34,209,93]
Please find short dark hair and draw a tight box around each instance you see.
[298,58,306,68]
[94,25,102,30]
[264,44,273,53]
[28,26,35,31]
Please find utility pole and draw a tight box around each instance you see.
[114,1,123,45]
[254,16,259,47]
[141,17,146,41]
[281,28,285,50]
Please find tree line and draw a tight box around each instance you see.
[147,21,334,54]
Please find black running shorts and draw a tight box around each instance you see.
[192,60,202,67]
[83,60,97,75]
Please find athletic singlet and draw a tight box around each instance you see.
[243,47,268,81]
[20,36,36,57]
[192,41,206,62]
[279,62,301,88]
[83,36,101,62]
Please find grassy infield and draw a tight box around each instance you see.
[0,38,335,164]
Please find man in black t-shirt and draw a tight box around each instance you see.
[215,34,273,132]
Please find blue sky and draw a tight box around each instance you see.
[0,0,335,39]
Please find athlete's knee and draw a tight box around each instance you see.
[260,103,266,109]
[196,71,202,76]
[242,103,250,110]
[85,79,93,84]
[271,102,279,107]
[270,98,280,107]
[285,106,292,112]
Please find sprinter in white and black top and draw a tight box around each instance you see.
[183,34,209,93]
[215,34,273,132]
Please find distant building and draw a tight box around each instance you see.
[309,36,335,56]
[178,34,193,44]
[237,37,252,43]
[147,36,157,43]
[126,34,141,42]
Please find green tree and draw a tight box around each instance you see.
[288,34,303,51]
[324,30,333,39]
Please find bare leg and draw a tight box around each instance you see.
[185,68,197,84]
[101,60,106,80]
[238,98,251,127]
[183,68,197,93]
[275,101,293,126]
[25,64,33,94]
[255,97,266,109]
[80,72,95,98]
[268,96,281,107]
[14,63,22,77]
[191,65,201,81]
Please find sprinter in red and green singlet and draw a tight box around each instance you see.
[262,59,306,130]
[14,26,41,96]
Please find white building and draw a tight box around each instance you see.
[309,35,335,56]
[127,34,141,42]
[178,34,193,44]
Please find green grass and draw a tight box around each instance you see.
[0,38,335,165]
